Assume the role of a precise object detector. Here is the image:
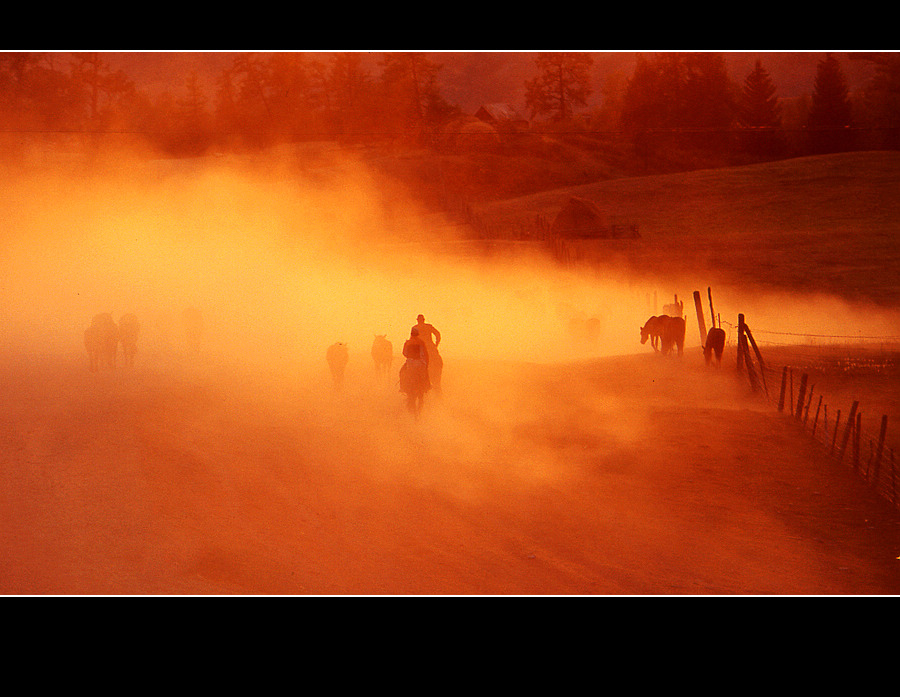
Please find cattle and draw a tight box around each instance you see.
[703,326,726,367]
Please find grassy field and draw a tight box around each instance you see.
[473,151,900,307]
[467,150,900,499]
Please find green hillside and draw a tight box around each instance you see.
[472,151,900,306]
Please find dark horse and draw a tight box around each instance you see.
[703,327,726,366]
[641,314,685,356]
[640,315,664,351]
[399,333,430,417]
[661,315,685,356]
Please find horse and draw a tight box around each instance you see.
[371,335,393,379]
[640,315,665,351]
[84,313,119,371]
[641,315,685,356]
[326,342,349,389]
[399,358,429,417]
[659,315,686,356]
[703,326,726,366]
[119,313,140,367]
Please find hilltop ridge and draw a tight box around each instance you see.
[469,151,900,306]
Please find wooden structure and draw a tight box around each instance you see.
[474,104,529,133]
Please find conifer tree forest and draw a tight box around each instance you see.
[2,51,897,174]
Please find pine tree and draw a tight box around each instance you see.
[806,53,854,154]
[859,53,900,149]
[524,53,594,122]
[681,53,736,150]
[737,60,785,157]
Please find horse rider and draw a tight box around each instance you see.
[400,326,430,413]
[413,314,443,392]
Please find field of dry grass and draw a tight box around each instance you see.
[475,150,900,306]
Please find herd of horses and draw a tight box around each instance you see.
[84,308,727,398]
[83,312,140,371]
[325,336,393,389]
[326,333,431,416]
[639,313,726,366]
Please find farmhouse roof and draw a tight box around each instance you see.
[475,103,526,123]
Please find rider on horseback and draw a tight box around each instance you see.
[400,327,431,414]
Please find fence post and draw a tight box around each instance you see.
[778,366,788,412]
[812,396,823,436]
[838,401,859,464]
[737,314,745,372]
[789,369,794,415]
[832,409,841,454]
[891,449,896,505]
[795,373,808,422]
[693,291,707,346]
[872,415,888,489]
[744,326,768,395]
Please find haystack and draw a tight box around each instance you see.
[550,196,639,239]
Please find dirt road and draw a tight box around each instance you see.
[2,348,898,595]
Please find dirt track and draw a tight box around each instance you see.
[2,347,899,595]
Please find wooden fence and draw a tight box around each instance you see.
[729,310,900,510]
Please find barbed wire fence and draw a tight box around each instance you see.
[720,310,900,510]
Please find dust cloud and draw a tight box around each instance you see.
[3,147,897,419]
[5,146,900,594]
[0,147,660,368]
[0,147,663,504]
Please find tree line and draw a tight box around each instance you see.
[0,52,456,156]
[1,51,897,161]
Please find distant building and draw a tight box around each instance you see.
[474,104,529,132]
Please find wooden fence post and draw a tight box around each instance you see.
[832,409,841,454]
[789,369,794,415]
[795,373,808,422]
[891,449,896,505]
[693,291,707,346]
[872,415,888,489]
[735,314,761,392]
[778,366,788,412]
[853,411,861,471]
[838,400,859,464]
[812,396,823,436]
[746,352,760,392]
[744,325,768,395]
